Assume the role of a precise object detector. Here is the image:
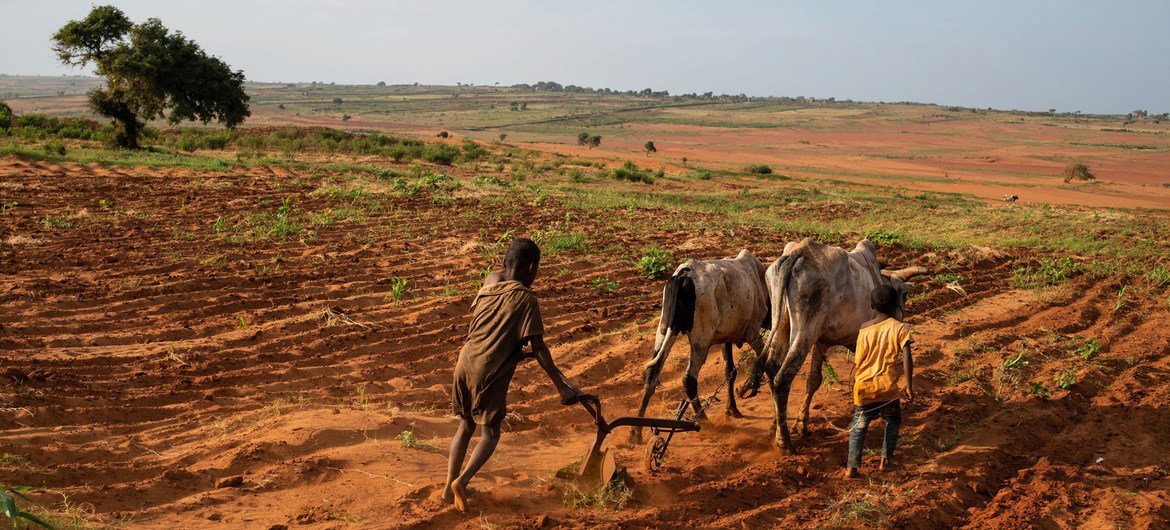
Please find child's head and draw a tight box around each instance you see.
[504,237,541,286]
[870,285,899,317]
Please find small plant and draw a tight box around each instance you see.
[635,248,672,279]
[1146,266,1170,288]
[396,430,441,453]
[1027,381,1052,399]
[389,277,409,302]
[236,315,248,330]
[1113,284,1128,313]
[610,161,659,184]
[1075,338,1101,360]
[743,163,772,175]
[41,139,66,156]
[935,273,964,284]
[1,485,53,529]
[1062,163,1095,183]
[589,277,619,292]
[822,364,841,389]
[1002,353,1028,371]
[1,200,17,213]
[1055,370,1077,389]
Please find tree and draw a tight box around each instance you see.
[644,141,656,155]
[588,135,601,149]
[681,156,688,167]
[377,81,386,87]
[0,101,12,130]
[1062,163,1095,183]
[520,102,528,110]
[51,5,249,148]
[498,132,507,142]
[577,132,590,146]
[332,97,343,105]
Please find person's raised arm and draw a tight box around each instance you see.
[902,342,915,402]
[528,335,595,405]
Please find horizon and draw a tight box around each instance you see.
[1,1,1168,115]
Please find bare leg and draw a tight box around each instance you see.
[796,344,825,437]
[451,424,501,512]
[722,344,743,418]
[442,419,475,502]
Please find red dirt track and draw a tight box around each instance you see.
[2,157,1169,528]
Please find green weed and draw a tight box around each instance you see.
[389,277,410,302]
[1055,370,1077,389]
[1075,339,1101,360]
[589,277,619,292]
[635,248,672,279]
[396,430,441,453]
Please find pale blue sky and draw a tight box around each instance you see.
[2,1,1167,114]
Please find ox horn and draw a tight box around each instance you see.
[882,265,929,281]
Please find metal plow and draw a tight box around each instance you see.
[575,396,700,485]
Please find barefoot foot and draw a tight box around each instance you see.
[844,467,860,479]
[449,480,468,512]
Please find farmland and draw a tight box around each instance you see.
[2,77,1170,528]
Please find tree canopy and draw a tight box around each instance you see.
[52,5,250,148]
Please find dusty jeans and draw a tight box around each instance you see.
[847,399,901,469]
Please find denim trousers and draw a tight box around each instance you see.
[847,399,901,469]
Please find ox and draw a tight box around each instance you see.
[631,249,770,443]
[742,238,926,454]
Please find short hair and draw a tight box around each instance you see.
[870,285,899,315]
[503,237,541,271]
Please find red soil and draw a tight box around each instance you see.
[1,157,1168,528]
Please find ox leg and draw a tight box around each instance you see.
[632,331,676,444]
[684,342,711,421]
[738,329,782,399]
[795,344,826,437]
[722,344,743,418]
[771,333,817,454]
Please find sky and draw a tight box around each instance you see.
[2,1,1167,114]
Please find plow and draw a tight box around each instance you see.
[574,396,701,485]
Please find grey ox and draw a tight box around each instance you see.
[631,249,770,444]
[740,238,927,454]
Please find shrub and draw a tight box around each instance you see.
[636,248,672,279]
[0,102,12,130]
[744,163,773,174]
[610,161,658,184]
[1010,257,1082,289]
[42,139,66,156]
[422,143,460,165]
[1062,163,1095,183]
[332,97,343,105]
[460,139,487,161]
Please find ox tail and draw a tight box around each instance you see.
[765,251,803,362]
[644,268,695,368]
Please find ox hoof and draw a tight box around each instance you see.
[725,408,744,419]
[736,385,758,399]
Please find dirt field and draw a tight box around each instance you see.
[2,152,1169,529]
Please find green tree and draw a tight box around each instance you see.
[0,101,12,130]
[577,131,590,146]
[588,135,601,149]
[644,140,656,155]
[51,5,250,148]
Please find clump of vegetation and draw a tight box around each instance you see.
[421,143,460,165]
[636,248,672,279]
[553,461,634,511]
[865,229,921,249]
[396,430,441,453]
[610,161,661,184]
[743,163,773,175]
[41,139,66,156]
[532,230,589,254]
[644,141,656,155]
[0,102,12,131]
[1075,338,1101,360]
[1010,257,1082,289]
[1055,369,1077,389]
[388,277,409,302]
[1027,381,1053,399]
[1062,163,1095,183]
[589,277,619,292]
[827,489,889,527]
[1,485,52,529]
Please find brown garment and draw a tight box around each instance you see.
[453,280,544,426]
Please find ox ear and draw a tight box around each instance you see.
[882,265,929,282]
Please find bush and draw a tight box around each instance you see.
[636,248,673,279]
[42,139,66,156]
[460,139,487,161]
[610,161,659,184]
[1062,163,1095,183]
[744,163,773,174]
[0,102,12,130]
[422,143,460,165]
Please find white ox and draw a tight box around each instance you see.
[742,238,927,454]
[631,249,770,443]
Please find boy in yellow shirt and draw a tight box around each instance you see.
[846,285,915,478]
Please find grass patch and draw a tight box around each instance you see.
[1010,257,1081,289]
[395,430,442,453]
[635,248,672,279]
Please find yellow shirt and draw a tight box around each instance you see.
[853,318,912,406]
